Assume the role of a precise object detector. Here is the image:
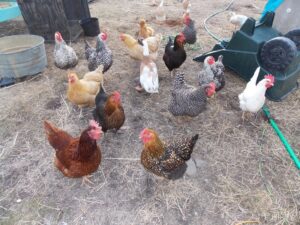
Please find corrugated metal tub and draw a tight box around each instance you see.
[0,35,47,86]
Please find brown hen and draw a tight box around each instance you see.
[44,120,102,184]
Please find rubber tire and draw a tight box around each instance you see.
[260,37,297,72]
[285,29,300,50]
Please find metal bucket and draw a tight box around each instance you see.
[0,35,47,86]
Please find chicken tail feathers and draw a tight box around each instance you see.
[44,120,72,152]
[95,64,105,73]
[174,72,185,88]
[95,82,107,105]
[190,134,199,149]
[44,120,58,136]
[249,67,260,86]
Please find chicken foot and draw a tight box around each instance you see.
[81,175,94,186]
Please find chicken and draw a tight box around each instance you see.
[182,8,190,22]
[120,33,161,61]
[135,39,159,93]
[155,0,166,22]
[168,72,216,117]
[163,33,187,76]
[229,12,248,30]
[182,0,190,11]
[150,0,160,6]
[182,14,196,44]
[140,128,199,179]
[44,120,102,184]
[238,67,275,119]
[93,84,125,132]
[54,32,78,69]
[67,66,104,108]
[145,33,163,53]
[211,55,225,91]
[138,19,155,39]
[198,55,225,92]
[85,32,113,73]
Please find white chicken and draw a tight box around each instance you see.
[182,0,190,11]
[155,0,166,22]
[229,12,248,30]
[54,32,78,69]
[238,67,275,119]
[137,40,159,93]
[151,0,160,6]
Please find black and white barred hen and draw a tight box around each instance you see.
[140,128,199,179]
[168,72,216,117]
[198,55,225,92]
[182,14,196,44]
[85,32,113,73]
[211,55,225,91]
[54,32,78,69]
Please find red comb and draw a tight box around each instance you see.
[264,74,275,83]
[139,128,150,138]
[210,82,216,89]
[89,120,100,129]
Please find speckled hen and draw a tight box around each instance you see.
[140,128,199,179]
[54,32,78,69]
[198,55,225,92]
[182,14,196,44]
[85,32,113,73]
[168,72,216,117]
[210,55,225,91]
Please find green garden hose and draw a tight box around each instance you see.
[262,106,300,170]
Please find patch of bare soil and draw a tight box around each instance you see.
[0,0,299,225]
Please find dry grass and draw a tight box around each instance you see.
[1,0,300,224]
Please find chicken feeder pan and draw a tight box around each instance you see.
[80,17,100,37]
[0,35,47,87]
[194,12,300,101]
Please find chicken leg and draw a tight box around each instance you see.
[81,175,94,186]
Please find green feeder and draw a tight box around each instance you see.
[194,12,300,101]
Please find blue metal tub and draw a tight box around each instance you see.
[0,35,47,86]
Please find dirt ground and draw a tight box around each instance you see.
[1,0,300,224]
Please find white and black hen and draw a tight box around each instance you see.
[85,32,113,73]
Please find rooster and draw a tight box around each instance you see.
[182,14,196,45]
[238,67,275,119]
[163,33,186,76]
[67,66,104,108]
[93,84,125,132]
[168,72,215,117]
[85,32,113,73]
[54,32,78,69]
[120,33,161,61]
[136,39,159,93]
[44,120,102,185]
[198,55,225,92]
[140,128,199,179]
[229,12,248,30]
[139,19,155,39]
